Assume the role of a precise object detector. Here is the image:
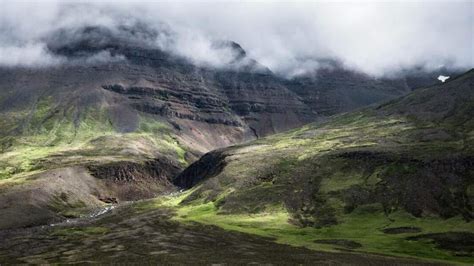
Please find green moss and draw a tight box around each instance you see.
[48,192,89,218]
[155,193,474,264]
[320,171,364,193]
[138,115,171,135]
[0,101,191,180]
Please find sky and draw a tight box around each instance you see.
[0,0,472,77]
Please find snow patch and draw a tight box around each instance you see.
[437,75,450,82]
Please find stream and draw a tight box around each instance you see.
[48,205,118,227]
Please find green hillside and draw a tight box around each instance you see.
[167,70,474,263]
[0,91,189,229]
[0,97,187,180]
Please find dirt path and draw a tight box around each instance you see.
[0,205,438,265]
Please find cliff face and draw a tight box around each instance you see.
[0,63,438,153]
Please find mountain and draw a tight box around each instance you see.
[172,69,474,262]
[0,24,456,230]
[1,68,471,264]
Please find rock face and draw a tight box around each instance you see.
[88,158,181,183]
[88,158,182,200]
[173,150,227,189]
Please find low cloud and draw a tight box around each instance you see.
[0,43,63,67]
[0,1,472,77]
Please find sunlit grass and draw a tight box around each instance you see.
[151,193,474,264]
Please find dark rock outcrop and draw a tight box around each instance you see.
[87,158,183,201]
[87,158,182,183]
[383,227,422,234]
[173,150,228,189]
[314,239,363,249]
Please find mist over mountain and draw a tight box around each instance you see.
[1,1,472,76]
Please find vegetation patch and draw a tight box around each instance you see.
[154,191,474,264]
[49,192,88,218]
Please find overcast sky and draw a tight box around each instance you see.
[0,0,472,77]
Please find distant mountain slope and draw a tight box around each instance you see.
[172,69,474,263]
[285,65,458,116]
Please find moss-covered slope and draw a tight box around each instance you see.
[0,91,189,229]
[171,69,474,263]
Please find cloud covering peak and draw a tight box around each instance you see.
[0,1,472,77]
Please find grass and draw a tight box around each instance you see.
[144,105,473,264]
[49,192,89,218]
[149,192,474,264]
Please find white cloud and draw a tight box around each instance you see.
[0,43,63,67]
[0,1,472,76]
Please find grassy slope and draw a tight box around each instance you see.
[0,95,187,182]
[0,93,191,228]
[161,72,474,263]
[156,193,473,264]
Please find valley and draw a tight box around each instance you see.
[0,200,438,264]
[0,22,472,265]
[0,70,472,264]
